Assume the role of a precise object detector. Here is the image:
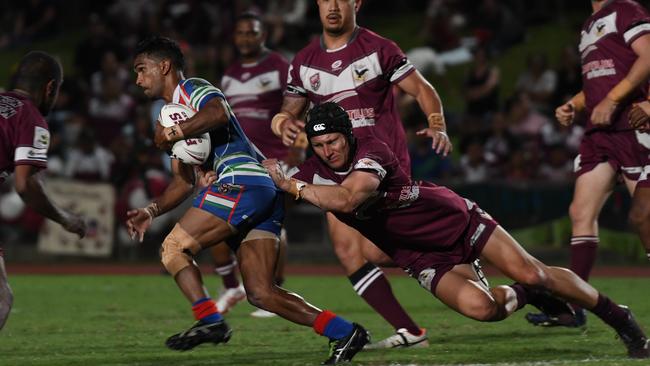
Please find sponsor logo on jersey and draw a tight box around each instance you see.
[242,72,251,80]
[417,268,437,290]
[33,126,50,149]
[309,73,321,91]
[259,77,271,88]
[331,60,342,70]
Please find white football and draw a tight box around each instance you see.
[158,103,211,165]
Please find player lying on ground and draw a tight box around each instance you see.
[263,102,650,359]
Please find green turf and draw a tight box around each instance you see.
[0,275,648,365]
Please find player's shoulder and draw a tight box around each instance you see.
[292,36,323,63]
[0,92,42,124]
[267,51,290,66]
[356,27,400,49]
[613,0,647,11]
[182,77,218,90]
[356,136,393,158]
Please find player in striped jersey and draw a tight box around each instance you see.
[127,36,368,363]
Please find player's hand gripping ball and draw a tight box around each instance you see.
[158,103,211,164]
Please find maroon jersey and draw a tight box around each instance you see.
[287,27,414,173]
[222,51,289,160]
[0,92,50,182]
[291,136,471,269]
[579,0,650,132]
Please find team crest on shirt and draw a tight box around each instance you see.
[242,72,251,81]
[353,64,369,82]
[259,77,271,89]
[310,73,321,90]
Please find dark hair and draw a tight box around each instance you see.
[236,12,265,29]
[11,51,62,92]
[134,36,185,71]
[305,102,354,140]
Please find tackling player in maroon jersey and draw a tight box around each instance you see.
[272,0,449,348]
[265,102,650,359]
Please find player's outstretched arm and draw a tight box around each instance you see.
[154,98,229,149]
[263,159,379,213]
[273,96,308,147]
[396,71,452,156]
[14,165,86,238]
[127,159,195,242]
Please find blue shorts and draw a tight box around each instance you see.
[193,183,284,249]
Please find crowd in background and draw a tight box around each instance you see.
[0,0,604,247]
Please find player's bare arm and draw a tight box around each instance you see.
[592,34,650,125]
[396,71,452,156]
[264,158,379,213]
[14,164,86,238]
[274,95,308,147]
[154,98,229,149]
[126,159,195,241]
[556,91,585,126]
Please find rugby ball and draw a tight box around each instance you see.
[158,103,211,165]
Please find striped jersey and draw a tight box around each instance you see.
[0,91,50,182]
[172,78,274,188]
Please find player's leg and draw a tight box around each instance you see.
[162,208,235,351]
[528,161,616,327]
[434,264,517,322]
[0,248,13,330]
[327,213,427,349]
[627,179,650,260]
[482,226,649,358]
[238,200,368,364]
[249,228,287,318]
[211,242,245,314]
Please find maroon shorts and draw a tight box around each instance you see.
[404,200,498,293]
[576,130,650,188]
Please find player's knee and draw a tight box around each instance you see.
[462,295,499,322]
[0,285,13,328]
[628,201,650,230]
[160,225,201,277]
[568,201,594,226]
[515,265,549,288]
[244,283,274,309]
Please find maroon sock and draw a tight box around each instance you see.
[589,293,629,330]
[569,236,598,312]
[214,260,239,289]
[349,262,421,335]
[509,283,528,310]
[570,236,598,281]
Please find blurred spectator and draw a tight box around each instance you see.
[88,75,135,144]
[515,53,557,112]
[9,0,58,47]
[506,91,551,139]
[408,128,455,181]
[90,50,130,97]
[64,128,115,182]
[463,46,500,118]
[264,0,310,51]
[74,14,125,80]
[505,148,536,182]
[459,138,492,183]
[472,0,525,54]
[538,144,573,183]
[484,111,518,167]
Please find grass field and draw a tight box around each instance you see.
[1,274,649,366]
